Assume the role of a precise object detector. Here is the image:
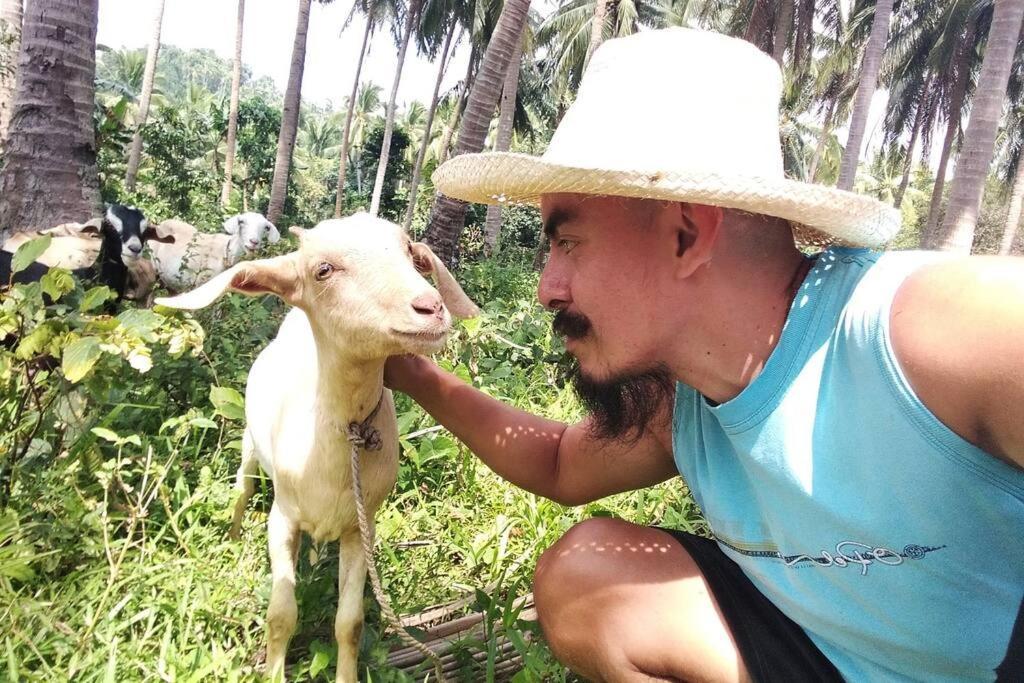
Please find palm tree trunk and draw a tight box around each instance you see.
[999,144,1024,254]
[771,0,794,66]
[919,89,940,169]
[585,0,607,69]
[743,0,775,54]
[482,31,524,254]
[220,0,245,207]
[922,24,977,248]
[334,16,372,218]
[0,0,24,147]
[894,74,931,209]
[0,0,101,239]
[423,0,531,266]
[124,0,166,191]
[438,52,475,166]
[267,0,312,224]
[936,0,1024,253]
[403,21,455,232]
[836,0,893,191]
[369,0,421,218]
[808,96,835,183]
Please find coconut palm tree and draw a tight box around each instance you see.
[268,0,315,224]
[221,0,245,206]
[402,0,467,230]
[95,47,148,102]
[422,0,532,265]
[836,0,894,191]
[369,0,423,217]
[299,112,343,158]
[401,36,452,230]
[482,30,525,252]
[436,52,476,165]
[585,0,607,67]
[0,0,101,237]
[916,0,989,247]
[334,0,394,217]
[537,0,659,99]
[935,0,1024,252]
[125,0,167,191]
[342,81,383,195]
[0,0,24,147]
[996,113,1024,254]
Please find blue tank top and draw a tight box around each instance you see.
[672,247,1024,681]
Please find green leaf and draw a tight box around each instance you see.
[461,316,483,337]
[91,427,121,443]
[117,309,162,335]
[10,235,51,274]
[307,640,332,678]
[62,336,103,383]
[79,286,114,312]
[188,417,218,430]
[14,324,54,360]
[209,385,245,421]
[40,268,75,301]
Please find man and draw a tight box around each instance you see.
[387,29,1024,681]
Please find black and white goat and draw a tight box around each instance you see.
[0,205,174,302]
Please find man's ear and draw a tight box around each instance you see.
[155,254,301,310]
[675,202,722,278]
[410,242,480,319]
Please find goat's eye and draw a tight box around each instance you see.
[315,262,334,280]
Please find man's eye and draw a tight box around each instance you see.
[557,239,579,253]
[315,262,334,280]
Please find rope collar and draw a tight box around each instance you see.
[346,392,384,451]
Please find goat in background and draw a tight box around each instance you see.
[151,212,280,292]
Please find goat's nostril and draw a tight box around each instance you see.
[411,293,443,316]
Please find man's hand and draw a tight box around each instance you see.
[384,354,426,395]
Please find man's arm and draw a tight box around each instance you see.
[386,354,678,505]
[890,255,1024,470]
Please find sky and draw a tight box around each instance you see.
[96,0,912,173]
[97,0,478,112]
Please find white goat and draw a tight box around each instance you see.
[151,212,281,292]
[156,213,478,682]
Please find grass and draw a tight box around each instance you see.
[0,254,706,681]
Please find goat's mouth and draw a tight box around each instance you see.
[390,328,450,346]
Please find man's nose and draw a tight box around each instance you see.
[537,257,570,311]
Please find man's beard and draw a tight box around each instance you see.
[553,310,674,443]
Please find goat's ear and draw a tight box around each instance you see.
[155,254,301,310]
[266,221,281,243]
[223,216,241,235]
[143,224,176,244]
[79,217,105,236]
[288,226,305,241]
[410,242,479,319]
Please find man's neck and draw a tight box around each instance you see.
[669,245,813,405]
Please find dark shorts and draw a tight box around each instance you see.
[660,529,844,683]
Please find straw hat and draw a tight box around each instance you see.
[432,27,901,248]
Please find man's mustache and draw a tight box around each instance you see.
[552,310,592,340]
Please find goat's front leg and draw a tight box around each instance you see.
[229,430,259,539]
[335,528,370,683]
[265,502,300,681]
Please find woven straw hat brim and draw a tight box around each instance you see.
[433,152,901,249]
